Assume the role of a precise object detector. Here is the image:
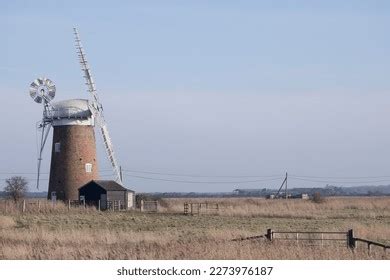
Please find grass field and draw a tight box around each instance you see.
[0,197,389,259]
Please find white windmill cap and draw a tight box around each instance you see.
[50,99,92,119]
[46,99,94,126]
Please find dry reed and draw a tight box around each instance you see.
[0,197,389,260]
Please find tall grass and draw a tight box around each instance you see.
[0,199,98,214]
[0,226,387,260]
[0,197,389,260]
[159,197,390,219]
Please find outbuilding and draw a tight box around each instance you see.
[78,180,135,210]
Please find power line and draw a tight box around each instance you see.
[0,172,49,175]
[3,167,390,180]
[289,176,390,184]
[0,178,49,181]
[122,169,282,178]
[122,169,390,180]
[123,174,283,184]
[290,174,390,179]
[2,168,390,185]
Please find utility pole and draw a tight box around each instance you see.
[285,172,288,199]
[120,166,123,182]
[275,172,288,198]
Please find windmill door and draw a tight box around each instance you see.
[100,194,107,210]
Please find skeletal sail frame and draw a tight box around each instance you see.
[73,28,122,184]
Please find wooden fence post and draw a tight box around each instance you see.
[68,200,70,211]
[347,229,356,249]
[98,200,101,211]
[22,200,26,213]
[140,200,144,212]
[266,229,273,241]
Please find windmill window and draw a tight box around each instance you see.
[55,142,61,153]
[85,163,93,173]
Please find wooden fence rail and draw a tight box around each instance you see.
[268,230,348,245]
[354,237,390,254]
[233,228,390,255]
[183,202,219,215]
[140,200,158,213]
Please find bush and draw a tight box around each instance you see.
[312,192,325,203]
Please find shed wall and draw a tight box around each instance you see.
[107,190,126,208]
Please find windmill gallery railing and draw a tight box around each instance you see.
[233,229,390,255]
[44,107,91,121]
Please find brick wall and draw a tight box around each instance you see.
[47,125,99,200]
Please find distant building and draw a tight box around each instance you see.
[233,188,268,196]
[78,180,135,210]
[301,193,309,200]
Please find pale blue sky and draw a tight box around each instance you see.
[1,1,390,192]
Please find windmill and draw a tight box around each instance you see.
[30,29,122,201]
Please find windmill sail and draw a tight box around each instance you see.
[73,28,122,183]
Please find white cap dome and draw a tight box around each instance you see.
[50,99,92,119]
[45,99,94,126]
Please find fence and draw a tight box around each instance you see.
[353,237,390,254]
[106,200,125,211]
[233,228,390,255]
[1,199,49,213]
[184,202,219,215]
[0,199,90,213]
[68,200,85,209]
[0,199,122,213]
[266,229,350,247]
[140,200,158,213]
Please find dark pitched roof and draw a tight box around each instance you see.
[79,180,134,192]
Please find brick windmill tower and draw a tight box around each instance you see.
[29,29,122,201]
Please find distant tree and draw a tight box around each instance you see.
[311,192,324,203]
[4,176,28,202]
